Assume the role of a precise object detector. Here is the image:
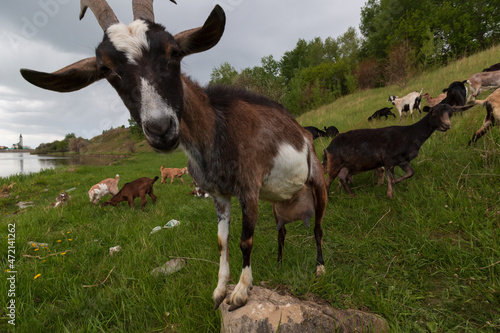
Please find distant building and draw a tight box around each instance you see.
[12,134,23,149]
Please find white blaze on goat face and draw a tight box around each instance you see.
[260,140,309,202]
[106,20,150,65]
[140,77,179,128]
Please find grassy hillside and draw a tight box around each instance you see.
[80,128,154,155]
[1,46,499,332]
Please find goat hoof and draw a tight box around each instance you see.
[228,300,246,312]
[213,289,227,310]
[316,264,325,276]
[213,296,225,310]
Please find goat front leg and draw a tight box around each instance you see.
[394,163,415,184]
[213,196,232,310]
[385,167,396,199]
[227,196,258,311]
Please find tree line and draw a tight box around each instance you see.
[209,0,498,116]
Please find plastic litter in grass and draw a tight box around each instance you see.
[109,245,121,256]
[164,219,180,228]
[150,258,187,277]
[150,226,162,234]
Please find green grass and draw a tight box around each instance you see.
[1,46,500,332]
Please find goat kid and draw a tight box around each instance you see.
[20,1,327,311]
[102,176,158,209]
[323,104,457,198]
[160,166,188,184]
[88,174,120,204]
[467,87,500,146]
[303,126,326,140]
[367,107,396,121]
[323,125,340,137]
[388,89,423,119]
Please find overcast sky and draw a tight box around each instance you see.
[0,0,366,149]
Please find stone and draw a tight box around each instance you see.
[220,285,389,333]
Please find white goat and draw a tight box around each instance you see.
[388,89,423,119]
[88,174,120,204]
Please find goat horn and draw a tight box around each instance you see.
[133,0,177,22]
[79,0,119,31]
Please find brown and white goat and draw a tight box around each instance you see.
[467,87,500,146]
[20,1,327,311]
[102,176,158,209]
[323,104,463,198]
[466,70,500,100]
[160,166,188,184]
[88,174,120,204]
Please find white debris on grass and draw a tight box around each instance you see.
[150,258,187,277]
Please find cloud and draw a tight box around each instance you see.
[0,0,365,149]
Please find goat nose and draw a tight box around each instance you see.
[144,117,172,137]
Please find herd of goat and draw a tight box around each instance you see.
[20,0,499,311]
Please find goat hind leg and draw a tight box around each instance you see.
[272,206,286,263]
[228,197,258,311]
[338,167,355,197]
[468,107,495,146]
[312,174,327,275]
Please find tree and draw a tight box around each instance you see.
[69,137,87,153]
[128,118,145,140]
[210,61,238,85]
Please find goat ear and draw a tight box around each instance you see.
[174,5,225,57]
[20,57,103,92]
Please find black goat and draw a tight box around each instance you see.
[367,107,396,121]
[303,126,326,140]
[323,126,339,138]
[482,63,500,72]
[323,104,458,199]
[439,81,467,107]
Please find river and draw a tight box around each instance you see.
[0,152,123,178]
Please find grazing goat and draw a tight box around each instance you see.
[160,166,188,184]
[51,192,71,207]
[102,176,158,209]
[190,181,209,198]
[422,92,447,107]
[439,81,467,106]
[323,104,458,198]
[88,174,120,204]
[466,70,500,100]
[467,87,500,146]
[482,63,500,72]
[388,89,423,119]
[323,125,339,137]
[20,1,327,311]
[303,126,326,140]
[367,107,396,121]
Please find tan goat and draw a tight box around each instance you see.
[160,166,188,185]
[422,92,447,107]
[468,88,500,146]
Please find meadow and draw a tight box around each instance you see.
[1,46,499,332]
